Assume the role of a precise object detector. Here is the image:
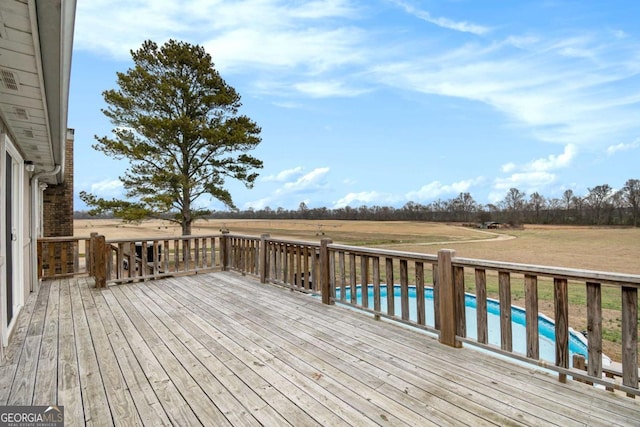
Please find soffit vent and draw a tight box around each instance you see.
[14,107,29,120]
[23,129,34,138]
[1,69,20,91]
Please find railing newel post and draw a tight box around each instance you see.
[94,234,107,288]
[320,238,333,305]
[89,232,98,277]
[438,249,461,348]
[220,230,229,271]
[260,234,270,283]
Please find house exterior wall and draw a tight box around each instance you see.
[0,119,28,347]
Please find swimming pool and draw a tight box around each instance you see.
[335,285,592,366]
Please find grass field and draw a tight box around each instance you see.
[75,219,640,362]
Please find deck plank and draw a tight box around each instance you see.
[180,275,515,426]
[142,279,365,427]
[107,285,232,426]
[33,280,59,405]
[76,278,143,426]
[211,273,640,425]
[69,278,114,426]
[131,282,295,427]
[57,279,85,426]
[100,290,204,426]
[87,285,172,426]
[0,281,41,405]
[113,284,259,427]
[175,275,538,426]
[125,280,328,427]
[163,277,446,427]
[2,272,639,426]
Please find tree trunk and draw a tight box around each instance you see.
[182,220,192,236]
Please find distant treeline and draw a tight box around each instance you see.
[75,180,640,227]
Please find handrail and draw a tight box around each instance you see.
[453,257,640,286]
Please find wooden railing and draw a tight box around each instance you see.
[262,236,321,293]
[37,236,92,279]
[103,234,226,285]
[222,234,322,292]
[38,232,639,397]
[314,241,639,398]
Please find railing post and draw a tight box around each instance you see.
[320,238,333,305]
[89,232,98,277]
[37,240,43,279]
[220,231,229,271]
[94,234,107,288]
[621,285,638,397]
[438,249,461,348]
[260,234,270,283]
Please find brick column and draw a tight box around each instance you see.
[42,129,75,273]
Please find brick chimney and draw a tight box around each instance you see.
[43,128,74,237]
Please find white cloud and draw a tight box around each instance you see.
[501,162,516,173]
[607,138,640,155]
[75,0,366,75]
[492,145,577,196]
[90,179,123,197]
[528,144,577,172]
[332,191,400,208]
[493,171,556,192]
[371,33,640,147]
[75,1,640,150]
[293,80,370,98]
[405,178,482,201]
[283,167,330,191]
[245,167,331,209]
[391,0,490,35]
[272,101,303,109]
[262,167,304,182]
[205,27,367,75]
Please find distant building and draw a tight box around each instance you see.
[0,0,76,351]
[482,221,502,229]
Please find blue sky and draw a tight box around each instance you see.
[70,0,640,212]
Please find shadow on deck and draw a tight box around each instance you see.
[1,272,638,426]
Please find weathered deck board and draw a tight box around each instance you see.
[1,272,638,426]
[124,284,298,427]
[33,280,60,405]
[231,274,639,424]
[76,279,142,426]
[86,283,173,426]
[99,290,204,426]
[58,278,85,426]
[157,277,451,426]
[175,274,589,426]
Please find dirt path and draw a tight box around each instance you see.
[376,227,516,247]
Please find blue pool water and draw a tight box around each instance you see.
[335,285,589,365]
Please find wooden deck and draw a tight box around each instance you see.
[1,273,638,426]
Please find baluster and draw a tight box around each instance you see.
[554,278,569,383]
[525,274,539,359]
[499,271,512,352]
[475,269,488,344]
[416,262,425,326]
[386,258,394,317]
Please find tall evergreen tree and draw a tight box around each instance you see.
[80,39,262,235]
